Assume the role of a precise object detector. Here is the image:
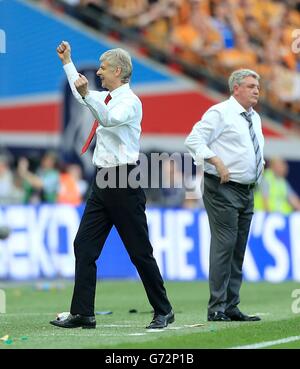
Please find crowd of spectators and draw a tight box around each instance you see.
[106,0,300,116]
[2,148,300,212]
[0,151,88,206]
[42,0,300,124]
[0,149,204,208]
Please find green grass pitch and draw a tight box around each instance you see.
[0,280,300,349]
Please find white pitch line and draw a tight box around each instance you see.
[99,324,133,328]
[230,335,300,349]
[39,331,142,336]
[38,332,148,337]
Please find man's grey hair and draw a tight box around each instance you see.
[100,48,132,83]
[228,69,260,94]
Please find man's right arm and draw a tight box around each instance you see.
[184,109,230,183]
[63,62,87,104]
[56,41,87,105]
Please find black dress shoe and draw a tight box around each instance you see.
[225,310,261,321]
[50,313,96,329]
[146,310,175,329]
[207,311,231,322]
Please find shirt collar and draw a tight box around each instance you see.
[110,83,130,99]
[229,96,254,117]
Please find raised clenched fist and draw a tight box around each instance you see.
[74,73,89,98]
[56,41,71,65]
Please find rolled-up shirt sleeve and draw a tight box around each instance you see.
[185,109,225,165]
[63,62,87,105]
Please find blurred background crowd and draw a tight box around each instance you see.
[1,146,300,213]
[0,150,88,206]
[42,0,300,127]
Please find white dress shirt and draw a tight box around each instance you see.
[63,62,142,168]
[185,96,264,184]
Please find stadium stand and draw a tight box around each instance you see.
[45,0,300,131]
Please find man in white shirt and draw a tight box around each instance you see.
[50,41,174,329]
[185,69,264,322]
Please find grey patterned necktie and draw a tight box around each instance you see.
[241,112,263,183]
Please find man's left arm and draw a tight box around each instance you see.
[74,74,139,126]
[84,94,137,127]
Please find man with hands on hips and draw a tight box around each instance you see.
[50,41,174,329]
[185,69,264,322]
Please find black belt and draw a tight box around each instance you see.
[204,172,256,190]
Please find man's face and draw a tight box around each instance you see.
[233,76,260,109]
[96,60,119,91]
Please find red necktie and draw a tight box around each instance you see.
[81,93,112,155]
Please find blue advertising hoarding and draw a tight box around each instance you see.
[0,205,299,282]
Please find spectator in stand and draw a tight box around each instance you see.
[108,0,149,23]
[210,1,236,49]
[254,158,300,213]
[17,152,60,204]
[216,31,258,74]
[170,0,223,65]
[0,154,25,205]
[67,164,89,200]
[0,154,14,205]
[57,163,88,205]
[57,164,82,205]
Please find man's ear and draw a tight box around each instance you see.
[115,66,122,77]
[233,83,239,95]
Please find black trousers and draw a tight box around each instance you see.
[70,165,172,316]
